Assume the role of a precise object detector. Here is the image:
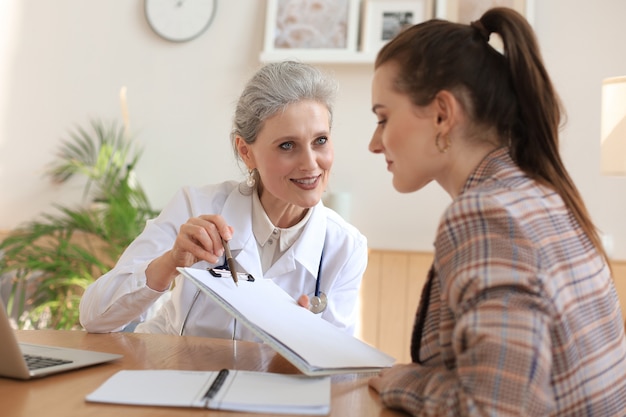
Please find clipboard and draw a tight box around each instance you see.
[177,267,395,376]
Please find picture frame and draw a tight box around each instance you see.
[263,0,360,56]
[360,0,434,54]
[435,0,535,25]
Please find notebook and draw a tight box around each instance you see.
[0,298,122,380]
[86,369,330,415]
[177,267,396,376]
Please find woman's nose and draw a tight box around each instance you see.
[299,147,318,169]
[369,131,382,154]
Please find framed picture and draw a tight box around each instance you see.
[360,0,434,54]
[435,0,534,25]
[263,0,360,55]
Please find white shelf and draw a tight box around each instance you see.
[259,50,376,64]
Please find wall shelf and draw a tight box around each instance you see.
[259,50,376,65]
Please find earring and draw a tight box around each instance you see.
[435,133,450,153]
[246,169,256,187]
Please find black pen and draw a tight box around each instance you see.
[203,369,229,402]
[222,238,238,287]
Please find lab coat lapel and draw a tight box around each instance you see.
[264,202,327,280]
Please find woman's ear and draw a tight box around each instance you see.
[433,90,460,132]
[235,136,254,168]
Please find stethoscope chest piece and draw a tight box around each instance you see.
[309,291,327,314]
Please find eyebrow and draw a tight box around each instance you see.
[272,131,330,143]
[312,129,331,137]
[371,104,384,114]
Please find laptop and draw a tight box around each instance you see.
[0,299,122,380]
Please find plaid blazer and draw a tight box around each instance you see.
[379,147,626,416]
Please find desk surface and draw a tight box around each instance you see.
[2,330,405,417]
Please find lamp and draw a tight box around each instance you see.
[601,76,626,176]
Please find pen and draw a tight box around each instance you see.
[203,369,229,403]
[222,238,238,287]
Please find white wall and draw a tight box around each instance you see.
[1,1,626,259]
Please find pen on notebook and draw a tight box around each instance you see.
[222,238,238,287]
[203,369,229,402]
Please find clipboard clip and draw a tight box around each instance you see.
[207,268,255,282]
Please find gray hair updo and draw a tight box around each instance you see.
[230,61,338,157]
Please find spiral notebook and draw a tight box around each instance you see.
[86,369,330,415]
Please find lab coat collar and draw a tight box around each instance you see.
[260,202,326,279]
[219,185,326,281]
[283,202,327,279]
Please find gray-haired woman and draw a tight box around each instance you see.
[79,61,367,339]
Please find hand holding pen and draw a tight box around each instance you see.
[145,214,236,292]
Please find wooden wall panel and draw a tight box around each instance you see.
[358,250,382,347]
[358,250,432,363]
[378,252,409,361]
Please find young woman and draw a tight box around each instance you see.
[368,7,626,416]
[79,61,367,338]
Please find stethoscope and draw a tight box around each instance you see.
[309,247,327,314]
[179,243,327,336]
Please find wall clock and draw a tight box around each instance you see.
[145,0,217,42]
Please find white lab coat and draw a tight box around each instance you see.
[79,181,368,340]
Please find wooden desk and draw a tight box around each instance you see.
[1,330,406,417]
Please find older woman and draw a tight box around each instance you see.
[80,61,367,339]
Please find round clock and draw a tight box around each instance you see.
[145,0,217,42]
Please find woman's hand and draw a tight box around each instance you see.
[146,215,233,291]
[171,215,233,266]
[369,363,419,394]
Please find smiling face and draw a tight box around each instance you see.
[369,62,444,194]
[236,99,333,226]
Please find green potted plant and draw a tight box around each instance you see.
[0,120,157,329]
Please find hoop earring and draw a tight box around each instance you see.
[246,169,256,187]
[435,133,450,153]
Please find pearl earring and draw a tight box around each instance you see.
[246,169,256,187]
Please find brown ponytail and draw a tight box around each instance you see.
[376,7,610,266]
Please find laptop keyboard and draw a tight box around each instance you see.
[24,354,73,370]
